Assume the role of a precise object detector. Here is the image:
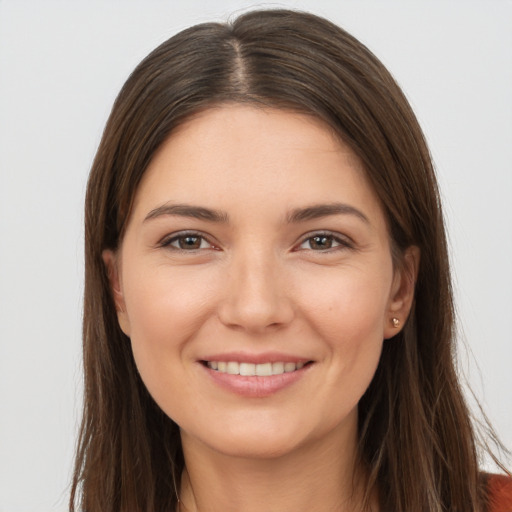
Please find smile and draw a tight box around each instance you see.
[206,361,306,376]
[201,357,313,397]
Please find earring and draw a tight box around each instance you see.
[392,317,400,328]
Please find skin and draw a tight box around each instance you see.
[104,105,418,512]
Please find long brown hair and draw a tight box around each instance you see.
[71,9,504,511]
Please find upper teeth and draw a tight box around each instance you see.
[207,361,305,376]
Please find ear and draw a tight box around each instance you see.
[383,246,420,339]
[102,249,131,337]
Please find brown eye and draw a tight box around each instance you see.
[308,235,334,250]
[162,233,212,251]
[178,235,203,250]
[298,233,351,252]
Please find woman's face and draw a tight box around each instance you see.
[105,105,414,460]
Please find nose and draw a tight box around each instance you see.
[217,249,295,333]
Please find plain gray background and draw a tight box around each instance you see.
[0,1,511,510]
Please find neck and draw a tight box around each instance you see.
[178,423,376,512]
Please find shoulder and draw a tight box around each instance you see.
[485,473,512,512]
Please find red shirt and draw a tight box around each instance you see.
[486,474,512,512]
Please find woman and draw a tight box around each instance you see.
[70,9,511,512]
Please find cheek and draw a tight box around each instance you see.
[121,264,218,395]
[123,262,217,338]
[294,265,391,393]
[296,266,391,343]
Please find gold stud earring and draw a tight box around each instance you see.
[392,317,400,328]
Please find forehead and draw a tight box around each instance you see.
[130,105,385,227]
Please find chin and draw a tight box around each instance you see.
[179,409,346,462]
[200,431,306,460]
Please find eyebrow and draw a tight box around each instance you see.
[144,203,229,223]
[143,201,369,225]
[286,202,370,224]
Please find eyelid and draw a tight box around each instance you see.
[294,230,354,251]
[158,230,219,251]
[157,229,353,252]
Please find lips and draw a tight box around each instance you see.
[206,361,305,376]
[199,354,313,397]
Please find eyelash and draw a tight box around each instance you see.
[296,231,354,252]
[159,231,216,252]
[158,230,353,253]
